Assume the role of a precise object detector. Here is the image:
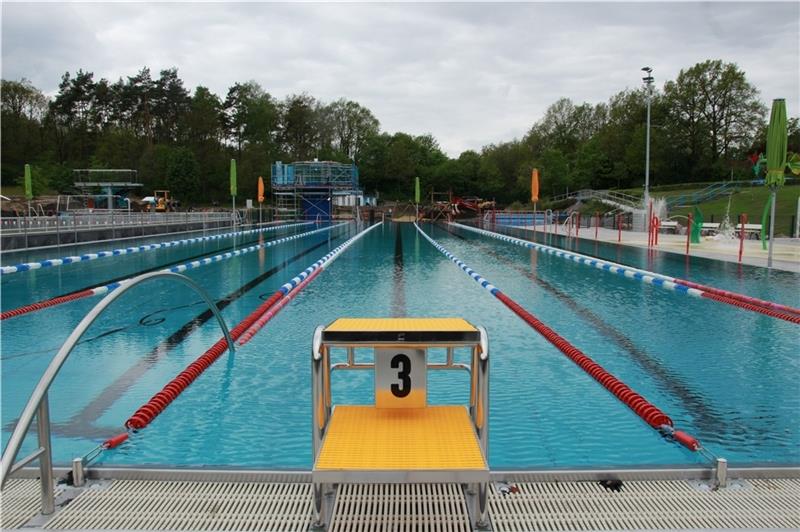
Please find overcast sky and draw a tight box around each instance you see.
[2,2,798,156]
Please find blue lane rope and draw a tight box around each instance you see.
[451,222,704,298]
[277,222,384,296]
[1,221,313,275]
[18,223,348,307]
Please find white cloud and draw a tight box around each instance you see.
[2,2,798,157]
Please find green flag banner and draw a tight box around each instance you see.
[690,206,703,244]
[414,176,420,204]
[230,159,237,197]
[24,164,33,201]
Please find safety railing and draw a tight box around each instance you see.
[0,271,234,515]
[0,211,232,235]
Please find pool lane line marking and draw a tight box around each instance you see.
[0,223,347,321]
[390,226,406,317]
[453,222,800,324]
[416,223,703,452]
[41,234,347,440]
[0,221,312,276]
[237,221,385,345]
[438,223,727,431]
[124,222,382,431]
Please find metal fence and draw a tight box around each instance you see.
[1,211,232,236]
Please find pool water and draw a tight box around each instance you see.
[2,221,798,470]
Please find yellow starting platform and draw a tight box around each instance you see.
[311,318,490,529]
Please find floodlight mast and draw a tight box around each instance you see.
[641,66,654,232]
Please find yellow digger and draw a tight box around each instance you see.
[154,190,171,212]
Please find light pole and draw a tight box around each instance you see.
[642,66,654,232]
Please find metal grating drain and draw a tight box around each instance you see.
[329,483,471,532]
[44,480,312,530]
[488,479,800,531]
[1,478,62,529]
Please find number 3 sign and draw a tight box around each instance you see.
[375,348,426,408]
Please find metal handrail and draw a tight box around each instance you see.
[0,271,234,515]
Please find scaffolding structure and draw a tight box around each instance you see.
[271,161,360,221]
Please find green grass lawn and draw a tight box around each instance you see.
[667,185,799,236]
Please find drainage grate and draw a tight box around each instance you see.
[329,483,471,532]
[488,479,800,531]
[1,478,62,529]
[45,480,312,530]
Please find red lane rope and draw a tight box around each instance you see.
[0,289,95,320]
[237,268,322,346]
[700,291,800,324]
[493,291,677,431]
[675,278,800,317]
[103,432,129,449]
[124,221,383,431]
[125,290,285,429]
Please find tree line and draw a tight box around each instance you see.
[2,60,797,205]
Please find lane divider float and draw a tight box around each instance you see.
[454,222,800,324]
[122,222,382,432]
[0,223,346,321]
[237,222,383,345]
[1,221,311,275]
[415,223,702,452]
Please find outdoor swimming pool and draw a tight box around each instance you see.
[2,221,798,470]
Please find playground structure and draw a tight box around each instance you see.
[424,190,494,222]
[271,161,361,221]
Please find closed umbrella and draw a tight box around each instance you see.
[24,164,32,247]
[257,176,265,225]
[764,99,787,267]
[531,168,540,202]
[230,159,237,228]
[531,168,540,219]
[24,164,33,201]
[414,176,420,221]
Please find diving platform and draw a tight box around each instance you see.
[311,317,490,528]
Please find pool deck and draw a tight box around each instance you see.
[3,473,799,530]
[518,225,800,273]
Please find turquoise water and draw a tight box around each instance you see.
[1,221,798,470]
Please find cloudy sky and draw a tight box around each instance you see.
[2,2,798,156]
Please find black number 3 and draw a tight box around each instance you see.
[390,354,411,398]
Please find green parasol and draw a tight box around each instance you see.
[765,99,787,188]
[414,176,420,204]
[24,164,33,201]
[764,99,787,266]
[230,159,237,228]
[230,159,237,197]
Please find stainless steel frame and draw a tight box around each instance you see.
[311,324,490,529]
[0,271,233,515]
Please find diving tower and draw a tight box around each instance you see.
[271,161,360,221]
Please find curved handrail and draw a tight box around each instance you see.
[560,211,578,234]
[0,271,234,513]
